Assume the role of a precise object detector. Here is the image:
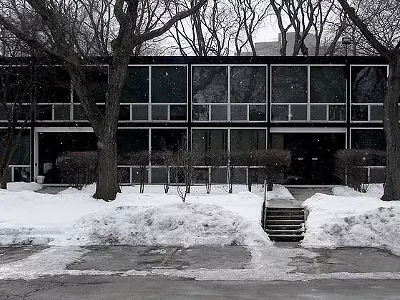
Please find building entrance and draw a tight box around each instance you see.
[271,133,346,185]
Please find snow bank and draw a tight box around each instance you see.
[0,184,279,247]
[6,182,42,192]
[302,193,400,255]
[332,184,384,198]
[67,203,270,247]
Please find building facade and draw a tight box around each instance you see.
[0,56,388,185]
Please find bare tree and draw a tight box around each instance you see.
[338,0,400,200]
[0,0,206,200]
[230,0,269,56]
[168,0,236,56]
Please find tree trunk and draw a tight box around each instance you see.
[382,54,400,201]
[93,129,120,201]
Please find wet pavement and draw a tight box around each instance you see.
[67,246,251,271]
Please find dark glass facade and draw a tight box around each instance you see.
[0,57,389,184]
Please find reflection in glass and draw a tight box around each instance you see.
[211,105,227,121]
[170,105,187,120]
[310,105,327,121]
[193,105,209,121]
[290,105,307,121]
[151,105,168,120]
[121,67,149,103]
[54,105,71,120]
[271,66,307,103]
[230,66,266,103]
[249,105,266,121]
[119,105,130,120]
[152,66,187,103]
[271,105,289,121]
[351,129,385,149]
[192,130,228,162]
[231,105,247,121]
[351,105,368,121]
[36,67,71,103]
[311,66,346,103]
[230,129,266,152]
[132,105,148,120]
[351,66,387,103]
[329,105,346,121]
[370,105,383,121]
[192,66,228,103]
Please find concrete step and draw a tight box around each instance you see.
[265,229,303,234]
[266,214,305,220]
[265,219,304,225]
[266,224,303,230]
[268,234,304,241]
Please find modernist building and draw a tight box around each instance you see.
[0,56,388,185]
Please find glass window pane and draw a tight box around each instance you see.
[121,67,149,103]
[212,168,227,183]
[117,129,149,162]
[351,129,385,150]
[74,67,108,103]
[231,167,247,183]
[329,105,346,121]
[119,105,130,120]
[230,129,266,152]
[291,105,307,121]
[192,129,228,164]
[170,105,187,121]
[54,104,71,120]
[118,167,130,184]
[151,129,186,153]
[249,105,266,121]
[370,168,385,183]
[73,105,87,120]
[13,167,30,182]
[1,66,33,103]
[193,66,228,103]
[151,167,168,183]
[131,167,148,183]
[230,66,266,103]
[151,66,187,103]
[310,105,327,121]
[351,66,387,103]
[351,105,368,121]
[36,105,52,120]
[271,66,307,103]
[132,105,148,120]
[1,131,31,165]
[370,105,383,121]
[271,105,289,121]
[36,67,71,103]
[310,66,346,103]
[193,168,208,184]
[231,105,247,121]
[38,132,97,182]
[211,105,227,121]
[193,105,209,121]
[152,105,168,120]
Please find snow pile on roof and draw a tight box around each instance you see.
[0,184,276,247]
[6,182,43,192]
[302,192,400,255]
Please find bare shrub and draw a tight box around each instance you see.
[334,149,386,192]
[152,150,173,193]
[120,150,149,193]
[59,151,97,189]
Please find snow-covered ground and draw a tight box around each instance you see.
[0,184,277,247]
[302,184,400,255]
